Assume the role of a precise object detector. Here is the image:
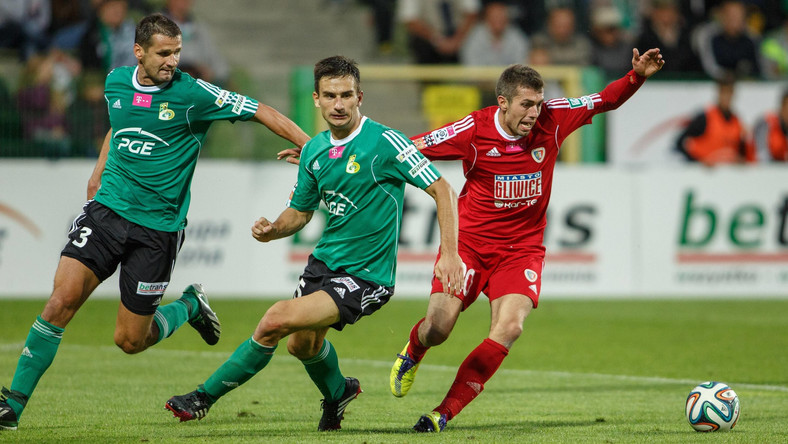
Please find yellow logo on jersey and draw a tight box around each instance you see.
[346,154,360,174]
[158,103,175,121]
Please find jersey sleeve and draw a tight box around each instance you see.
[190,77,259,123]
[287,142,321,211]
[547,70,647,145]
[380,128,441,190]
[411,113,476,161]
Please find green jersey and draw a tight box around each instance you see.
[289,116,441,287]
[96,66,258,231]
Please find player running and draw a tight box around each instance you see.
[389,48,665,432]
[0,14,309,431]
[164,56,465,431]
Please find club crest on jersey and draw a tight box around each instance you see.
[346,154,360,174]
[329,146,345,159]
[524,269,538,282]
[531,147,545,163]
[158,102,174,120]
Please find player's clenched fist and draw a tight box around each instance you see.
[251,217,275,242]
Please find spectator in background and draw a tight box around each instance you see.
[78,0,137,73]
[460,2,529,66]
[49,0,92,50]
[675,78,754,165]
[67,69,109,157]
[636,0,703,76]
[694,0,762,80]
[397,0,481,64]
[15,50,81,157]
[161,0,230,85]
[760,16,788,79]
[529,6,591,66]
[360,0,398,56]
[0,0,51,60]
[751,89,788,161]
[589,6,633,77]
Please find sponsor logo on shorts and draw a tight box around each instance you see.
[330,277,360,292]
[333,287,346,298]
[137,281,168,296]
[524,269,538,282]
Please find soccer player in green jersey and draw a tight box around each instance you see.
[165,55,465,431]
[0,14,310,431]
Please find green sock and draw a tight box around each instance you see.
[301,339,345,401]
[201,337,276,401]
[152,298,192,343]
[8,316,64,418]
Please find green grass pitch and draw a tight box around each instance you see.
[1,297,787,443]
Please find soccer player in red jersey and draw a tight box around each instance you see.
[390,47,665,433]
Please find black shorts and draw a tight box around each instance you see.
[61,200,185,315]
[295,255,393,331]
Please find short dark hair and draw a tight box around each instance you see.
[135,14,181,48]
[314,56,361,93]
[495,65,544,102]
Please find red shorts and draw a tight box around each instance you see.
[430,239,545,309]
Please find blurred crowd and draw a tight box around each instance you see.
[0,0,228,157]
[1,0,787,162]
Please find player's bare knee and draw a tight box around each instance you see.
[114,335,147,354]
[422,323,451,346]
[286,338,319,359]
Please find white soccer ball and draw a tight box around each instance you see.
[685,381,740,432]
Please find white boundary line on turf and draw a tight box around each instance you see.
[2,342,785,394]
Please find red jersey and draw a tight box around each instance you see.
[413,70,646,247]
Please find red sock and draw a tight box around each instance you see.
[435,338,509,420]
[406,318,430,362]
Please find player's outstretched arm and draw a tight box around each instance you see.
[87,129,111,200]
[632,48,665,78]
[251,207,313,243]
[424,177,464,295]
[252,103,311,151]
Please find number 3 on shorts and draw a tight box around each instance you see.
[72,227,93,248]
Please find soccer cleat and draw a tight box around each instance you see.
[390,342,420,397]
[0,387,20,431]
[184,283,221,346]
[165,389,213,422]
[318,377,362,431]
[413,411,447,433]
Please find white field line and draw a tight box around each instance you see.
[2,342,787,393]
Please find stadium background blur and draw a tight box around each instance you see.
[1,0,787,300]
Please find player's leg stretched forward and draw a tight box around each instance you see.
[165,290,361,431]
[413,293,533,432]
[0,257,218,431]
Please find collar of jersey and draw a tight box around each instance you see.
[131,66,173,92]
[494,108,523,142]
[329,116,368,146]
